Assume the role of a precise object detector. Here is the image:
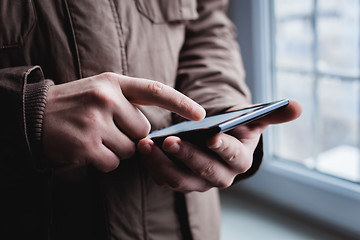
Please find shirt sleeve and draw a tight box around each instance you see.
[175,0,262,180]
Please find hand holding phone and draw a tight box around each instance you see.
[148,99,289,144]
[137,99,301,192]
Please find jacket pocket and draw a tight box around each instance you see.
[135,0,198,24]
[0,0,36,49]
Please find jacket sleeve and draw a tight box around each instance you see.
[0,66,53,186]
[175,0,262,180]
[176,0,251,116]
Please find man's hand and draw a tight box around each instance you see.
[137,100,302,192]
[42,72,205,172]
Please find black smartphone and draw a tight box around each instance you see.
[148,99,289,145]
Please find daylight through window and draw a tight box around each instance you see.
[271,0,360,183]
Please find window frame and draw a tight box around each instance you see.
[230,0,360,237]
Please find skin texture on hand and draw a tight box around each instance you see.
[42,72,205,172]
[137,100,302,192]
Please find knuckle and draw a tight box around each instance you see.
[99,72,117,81]
[236,154,252,173]
[219,144,229,153]
[239,160,252,173]
[85,81,120,109]
[102,158,120,173]
[198,186,212,193]
[168,177,194,193]
[168,178,188,191]
[86,87,112,107]
[217,177,234,189]
[178,96,192,112]
[226,150,239,163]
[182,148,195,161]
[198,162,216,179]
[147,81,164,96]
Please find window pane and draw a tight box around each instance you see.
[274,0,313,71]
[317,0,360,77]
[318,78,359,151]
[315,77,360,182]
[273,71,314,162]
[274,0,313,17]
[271,0,360,183]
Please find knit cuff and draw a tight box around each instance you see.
[24,79,54,159]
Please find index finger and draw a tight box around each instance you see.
[116,75,206,121]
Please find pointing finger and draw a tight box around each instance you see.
[109,74,206,121]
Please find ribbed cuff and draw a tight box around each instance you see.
[24,79,54,159]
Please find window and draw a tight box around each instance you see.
[272,0,360,183]
[228,0,360,238]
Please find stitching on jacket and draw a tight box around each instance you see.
[0,43,19,49]
[108,0,128,75]
[0,0,37,49]
[23,0,38,48]
[179,0,183,19]
[64,0,83,79]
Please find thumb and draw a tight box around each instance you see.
[249,100,302,127]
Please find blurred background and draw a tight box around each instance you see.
[221,0,360,239]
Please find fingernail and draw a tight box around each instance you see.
[196,105,206,119]
[139,143,152,155]
[165,142,180,153]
